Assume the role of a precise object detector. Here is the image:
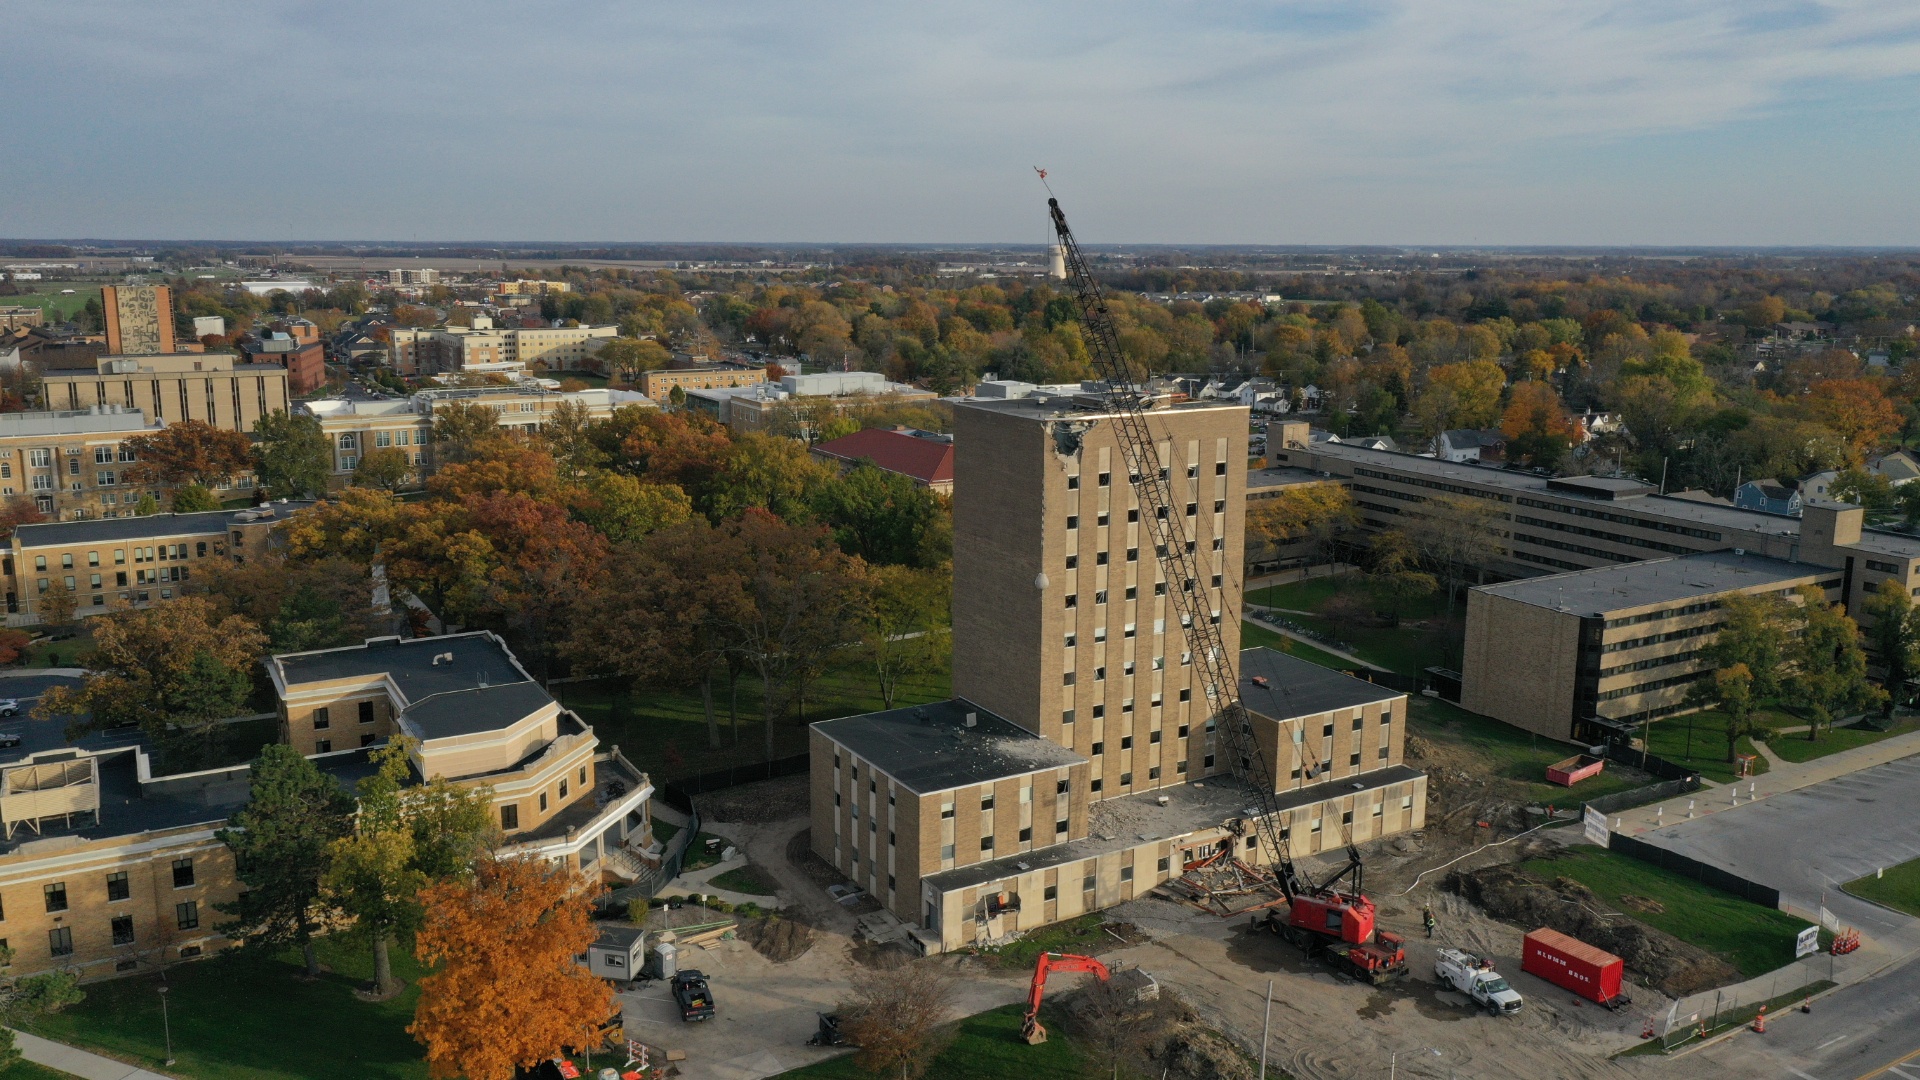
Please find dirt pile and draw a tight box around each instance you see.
[739,915,815,963]
[1445,864,1738,995]
[1064,988,1255,1080]
[698,774,808,823]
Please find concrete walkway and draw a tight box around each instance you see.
[1607,726,1920,836]
[9,1027,169,1079]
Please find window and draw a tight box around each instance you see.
[1179,689,1191,702]
[111,916,135,946]
[501,804,519,830]
[1177,759,1188,772]
[940,803,955,819]
[173,858,195,888]
[312,707,330,730]
[1056,778,1069,794]
[1064,594,1077,609]
[1019,826,1032,841]
[1119,772,1133,786]
[27,450,48,469]
[1216,461,1228,475]
[1353,716,1365,730]
[1204,755,1215,768]
[1350,752,1361,766]
[1083,875,1096,891]
[941,844,955,860]
[43,883,67,913]
[106,872,129,901]
[315,738,332,753]
[981,836,994,851]
[48,927,73,957]
[1149,730,1162,744]
[1065,515,1078,530]
[559,779,569,799]
[359,701,375,724]
[1094,589,1108,605]
[1097,512,1109,526]
[1064,632,1076,648]
[1120,735,1133,750]
[1121,866,1134,881]
[539,792,548,812]
[1061,709,1075,725]
[980,795,995,811]
[1090,778,1103,791]
[361,733,376,747]
[1065,555,1077,570]
[1097,472,1110,486]
[1044,885,1058,901]
[1063,671,1075,686]
[32,556,43,572]
[176,901,200,930]
[1056,819,1069,833]
[94,446,112,464]
[580,766,588,786]
[1067,475,1079,490]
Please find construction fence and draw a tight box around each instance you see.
[1581,775,1701,817]
[1607,832,1781,907]
[660,752,810,808]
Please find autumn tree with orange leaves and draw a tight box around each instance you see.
[1804,378,1901,462]
[409,855,613,1080]
[1499,382,1575,467]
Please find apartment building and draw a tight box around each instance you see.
[687,373,940,436]
[3,503,305,625]
[0,307,45,331]
[300,384,652,484]
[42,353,291,433]
[637,364,767,399]
[388,324,519,378]
[268,633,655,875]
[1461,551,1840,742]
[508,324,617,370]
[811,392,1427,953]
[495,280,572,296]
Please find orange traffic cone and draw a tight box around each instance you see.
[1642,1016,1656,1039]
[1752,1006,1768,1034]
[1800,996,1812,1014]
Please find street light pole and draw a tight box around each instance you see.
[1258,979,1273,1080]
[157,984,174,1067]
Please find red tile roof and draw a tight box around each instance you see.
[812,428,954,486]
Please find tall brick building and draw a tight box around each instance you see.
[810,394,1426,952]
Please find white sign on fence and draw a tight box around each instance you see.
[1583,805,1610,847]
[1796,925,1820,959]
[1819,906,1840,932]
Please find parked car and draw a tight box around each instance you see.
[0,732,20,749]
[0,700,20,718]
[672,970,715,1022]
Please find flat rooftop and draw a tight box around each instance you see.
[1472,550,1832,616]
[1247,465,1329,493]
[811,698,1086,795]
[1237,647,1402,719]
[922,777,1259,894]
[401,681,555,741]
[272,632,534,706]
[13,502,315,548]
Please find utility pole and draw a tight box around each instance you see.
[1258,979,1273,1080]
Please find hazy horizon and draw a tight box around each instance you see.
[7,2,1920,247]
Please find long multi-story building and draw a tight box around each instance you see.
[3,503,303,625]
[0,406,163,521]
[387,322,617,377]
[41,353,291,433]
[101,285,174,356]
[810,393,1426,953]
[1462,551,1841,742]
[300,384,653,484]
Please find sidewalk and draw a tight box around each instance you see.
[1607,726,1920,836]
[9,1027,170,1080]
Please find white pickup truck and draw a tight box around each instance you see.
[1434,949,1524,1015]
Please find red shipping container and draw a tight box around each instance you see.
[1522,928,1624,1004]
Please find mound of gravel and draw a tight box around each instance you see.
[739,915,815,963]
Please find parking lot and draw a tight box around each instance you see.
[1633,754,1920,944]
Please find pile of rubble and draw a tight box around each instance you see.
[1160,847,1288,917]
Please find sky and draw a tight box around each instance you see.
[5,1,1920,246]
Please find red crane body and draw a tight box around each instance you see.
[1021,952,1110,1044]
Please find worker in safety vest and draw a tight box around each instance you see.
[1423,904,1436,939]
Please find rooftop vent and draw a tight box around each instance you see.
[964,711,977,728]
[431,652,454,665]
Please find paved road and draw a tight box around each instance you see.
[1691,953,1920,1079]
[1633,755,1920,947]
[0,673,142,762]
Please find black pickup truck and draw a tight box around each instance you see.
[672,970,715,1022]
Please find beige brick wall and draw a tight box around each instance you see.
[952,401,1247,801]
[1461,590,1583,740]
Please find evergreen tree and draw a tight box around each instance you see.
[216,744,356,977]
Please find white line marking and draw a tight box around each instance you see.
[1792,1070,1823,1080]
[1889,1065,1920,1080]
[1818,1036,1851,1050]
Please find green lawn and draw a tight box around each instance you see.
[1407,696,1649,806]
[679,832,732,872]
[1523,848,1818,979]
[1,282,99,322]
[1844,855,1920,918]
[773,1003,1089,1079]
[1,1062,76,1080]
[1239,620,1354,671]
[19,628,93,669]
[1763,717,1920,764]
[983,914,1113,969]
[17,935,429,1080]
[554,659,949,782]
[709,864,780,895]
[1247,575,1457,675]
[1641,710,1773,784]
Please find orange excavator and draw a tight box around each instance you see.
[1021,952,1111,1044]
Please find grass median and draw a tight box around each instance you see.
[773,1002,1089,1079]
[1844,855,1920,917]
[1763,717,1920,764]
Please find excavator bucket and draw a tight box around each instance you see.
[1021,1019,1048,1045]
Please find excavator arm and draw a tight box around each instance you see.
[1021,951,1111,1044]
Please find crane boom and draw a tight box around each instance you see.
[1044,197,1304,898]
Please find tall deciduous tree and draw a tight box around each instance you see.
[352,447,414,492]
[124,420,254,489]
[707,433,836,522]
[814,464,953,568]
[859,564,950,709]
[1705,591,1796,699]
[216,744,356,977]
[1684,662,1759,763]
[169,484,222,512]
[430,400,504,464]
[409,855,613,1080]
[35,598,267,767]
[253,410,333,499]
[837,965,957,1080]
[1864,578,1920,714]
[322,739,495,997]
[1247,484,1356,577]
[1405,495,1502,609]
[1785,584,1883,739]
[574,472,692,544]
